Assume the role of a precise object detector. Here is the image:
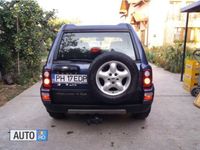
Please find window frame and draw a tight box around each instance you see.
[53,31,139,61]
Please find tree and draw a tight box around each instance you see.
[0,0,57,84]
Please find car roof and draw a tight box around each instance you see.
[61,23,131,32]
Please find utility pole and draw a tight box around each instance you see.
[180,12,189,81]
[16,15,20,75]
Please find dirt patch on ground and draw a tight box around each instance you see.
[0,82,30,107]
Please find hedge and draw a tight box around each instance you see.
[145,44,194,73]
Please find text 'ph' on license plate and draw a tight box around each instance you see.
[54,74,87,84]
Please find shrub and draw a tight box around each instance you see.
[145,44,193,73]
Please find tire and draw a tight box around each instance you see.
[193,49,200,63]
[48,112,66,119]
[132,109,151,119]
[191,87,200,97]
[88,51,139,104]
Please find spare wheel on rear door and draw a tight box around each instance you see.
[88,51,139,104]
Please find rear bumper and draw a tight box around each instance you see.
[40,86,154,114]
[43,101,152,114]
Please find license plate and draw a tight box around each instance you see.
[54,74,87,84]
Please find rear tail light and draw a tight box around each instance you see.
[143,69,152,88]
[44,71,50,78]
[42,70,52,89]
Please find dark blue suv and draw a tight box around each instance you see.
[40,23,154,119]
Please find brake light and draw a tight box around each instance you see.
[143,69,152,88]
[90,47,101,53]
[42,70,52,88]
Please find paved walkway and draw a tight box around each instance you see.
[0,64,199,150]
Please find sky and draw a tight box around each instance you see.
[37,0,122,25]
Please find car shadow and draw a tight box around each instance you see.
[49,114,148,127]
[46,113,151,139]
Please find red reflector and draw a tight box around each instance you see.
[144,93,153,101]
[144,95,153,101]
[41,92,51,101]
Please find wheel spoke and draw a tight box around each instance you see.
[109,62,117,73]
[103,82,112,91]
[118,70,129,78]
[97,70,108,79]
[115,81,124,91]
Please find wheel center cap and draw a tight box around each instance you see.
[111,78,116,81]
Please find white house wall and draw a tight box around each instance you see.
[148,0,169,47]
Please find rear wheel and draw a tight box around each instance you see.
[48,112,66,119]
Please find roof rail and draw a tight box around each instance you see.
[117,23,129,27]
[60,23,131,31]
[62,24,76,30]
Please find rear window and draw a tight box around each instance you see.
[56,32,135,60]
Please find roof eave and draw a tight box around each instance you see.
[181,0,200,12]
